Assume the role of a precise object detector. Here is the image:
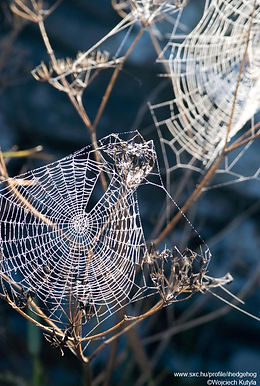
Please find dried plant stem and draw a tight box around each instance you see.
[37,19,144,192]
[0,272,68,340]
[82,361,92,386]
[102,308,125,386]
[103,339,119,386]
[225,129,260,154]
[38,19,59,70]
[0,289,53,334]
[80,288,164,346]
[80,316,130,343]
[127,328,154,386]
[2,145,43,158]
[87,300,164,361]
[93,27,145,131]
[67,95,108,191]
[37,18,91,129]
[227,121,260,149]
[37,18,109,190]
[154,154,224,245]
[93,64,121,130]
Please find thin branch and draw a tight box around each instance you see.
[0,292,53,334]
[73,14,134,67]
[86,300,164,361]
[228,121,260,149]
[154,153,224,246]
[225,130,260,154]
[102,339,119,386]
[2,145,43,158]
[127,328,154,386]
[93,27,145,131]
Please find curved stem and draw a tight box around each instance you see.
[93,27,145,131]
[154,154,224,246]
[87,300,164,362]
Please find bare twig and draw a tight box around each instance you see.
[93,27,144,131]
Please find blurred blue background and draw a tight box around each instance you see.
[0,1,259,385]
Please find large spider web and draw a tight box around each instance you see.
[0,132,213,339]
[0,133,162,327]
[150,0,260,190]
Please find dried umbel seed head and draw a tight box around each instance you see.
[105,135,156,188]
[32,50,121,96]
[112,0,188,26]
[11,0,61,23]
[31,61,53,81]
[147,246,233,304]
[73,50,111,70]
[54,50,113,76]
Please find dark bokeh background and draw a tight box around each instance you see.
[0,1,259,385]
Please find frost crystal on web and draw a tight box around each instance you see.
[0,133,156,324]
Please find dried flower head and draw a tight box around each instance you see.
[31,61,53,81]
[104,134,156,188]
[112,0,188,26]
[147,246,233,304]
[11,0,61,23]
[32,50,122,96]
[56,50,112,74]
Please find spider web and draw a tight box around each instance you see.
[0,132,212,338]
[0,133,161,327]
[150,0,260,190]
